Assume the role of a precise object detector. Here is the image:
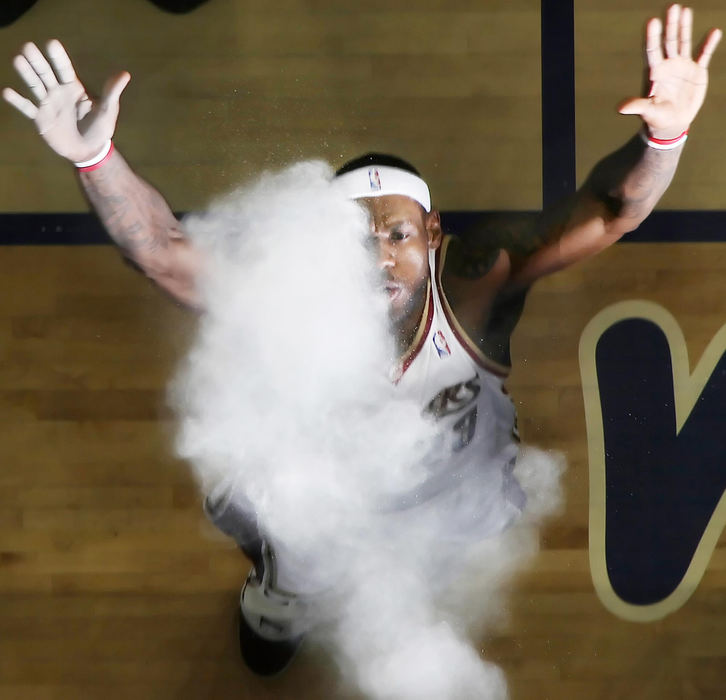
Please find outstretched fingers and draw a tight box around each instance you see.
[46,39,78,85]
[679,6,692,58]
[2,86,38,120]
[649,5,700,65]
[5,40,89,124]
[653,4,721,68]
[21,42,59,91]
[623,5,721,129]
[696,27,723,68]
[12,53,46,102]
[663,4,681,59]
[645,18,664,70]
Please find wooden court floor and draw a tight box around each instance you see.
[1,0,725,698]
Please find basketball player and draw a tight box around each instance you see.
[3,3,721,677]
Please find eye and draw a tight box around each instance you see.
[390,229,407,242]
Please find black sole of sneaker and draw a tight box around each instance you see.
[238,606,304,677]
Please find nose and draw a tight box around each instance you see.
[375,236,395,269]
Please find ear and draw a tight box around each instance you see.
[425,209,442,250]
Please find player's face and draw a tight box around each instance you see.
[361,194,441,327]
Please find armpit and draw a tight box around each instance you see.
[447,212,546,276]
[444,236,502,280]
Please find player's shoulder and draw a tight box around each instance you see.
[440,233,497,281]
[436,213,538,370]
[441,211,543,281]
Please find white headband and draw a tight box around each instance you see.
[334,165,431,212]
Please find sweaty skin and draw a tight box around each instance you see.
[359,119,689,367]
[361,195,440,353]
[361,194,512,362]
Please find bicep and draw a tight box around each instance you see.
[448,204,617,291]
[507,192,626,288]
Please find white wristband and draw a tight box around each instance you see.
[640,128,689,151]
[74,140,113,168]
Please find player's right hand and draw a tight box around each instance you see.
[3,40,130,163]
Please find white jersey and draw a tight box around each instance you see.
[207,235,527,596]
[389,235,525,540]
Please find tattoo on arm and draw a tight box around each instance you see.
[587,134,682,223]
[76,149,202,307]
[451,134,683,290]
[78,152,177,259]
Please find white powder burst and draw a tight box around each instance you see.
[169,161,564,699]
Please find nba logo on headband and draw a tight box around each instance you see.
[335,164,432,212]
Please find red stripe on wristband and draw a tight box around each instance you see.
[647,129,689,145]
[76,142,115,172]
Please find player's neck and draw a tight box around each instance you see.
[393,321,418,357]
[393,283,428,357]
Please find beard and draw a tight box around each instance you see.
[387,274,429,340]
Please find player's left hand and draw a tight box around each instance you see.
[618,4,721,139]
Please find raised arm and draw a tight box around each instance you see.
[3,40,203,307]
[509,4,721,288]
